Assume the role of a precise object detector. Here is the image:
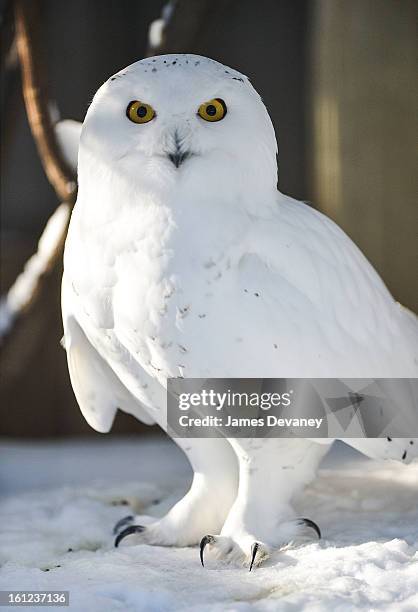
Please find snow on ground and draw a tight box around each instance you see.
[0,436,417,611]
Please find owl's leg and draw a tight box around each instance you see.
[199,438,330,569]
[114,437,238,547]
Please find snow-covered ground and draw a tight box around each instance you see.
[0,436,417,611]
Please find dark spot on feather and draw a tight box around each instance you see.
[111,499,129,506]
[149,361,162,372]
[387,437,392,442]
[254,292,260,297]
[178,305,190,317]
[402,450,407,460]
[232,77,244,82]
[204,259,216,269]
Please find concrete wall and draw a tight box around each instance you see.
[309,0,418,311]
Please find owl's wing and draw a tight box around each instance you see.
[253,194,418,376]
[251,195,418,462]
[62,208,165,431]
[63,314,155,432]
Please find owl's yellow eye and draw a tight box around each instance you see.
[197,98,227,122]
[126,100,155,124]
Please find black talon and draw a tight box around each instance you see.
[297,517,321,539]
[199,535,215,567]
[114,524,145,548]
[249,542,259,572]
[113,515,134,535]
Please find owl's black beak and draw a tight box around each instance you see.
[167,129,191,168]
[168,150,190,168]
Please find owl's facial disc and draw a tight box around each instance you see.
[81,55,278,192]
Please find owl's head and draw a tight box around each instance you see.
[79,55,278,204]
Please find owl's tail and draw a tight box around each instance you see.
[340,438,417,464]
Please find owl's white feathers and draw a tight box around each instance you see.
[62,55,418,458]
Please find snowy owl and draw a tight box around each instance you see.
[62,54,418,570]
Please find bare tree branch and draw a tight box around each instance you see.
[14,0,77,203]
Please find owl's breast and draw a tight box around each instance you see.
[106,242,324,381]
[108,236,243,380]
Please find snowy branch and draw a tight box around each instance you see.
[0,203,71,339]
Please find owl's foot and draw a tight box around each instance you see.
[113,512,209,548]
[113,514,135,535]
[114,520,146,547]
[199,517,321,571]
[113,483,235,547]
[113,513,199,548]
[199,534,271,570]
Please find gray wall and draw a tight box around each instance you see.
[309,0,418,310]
